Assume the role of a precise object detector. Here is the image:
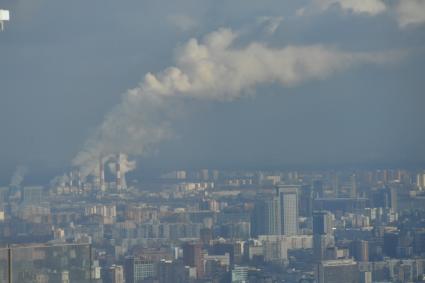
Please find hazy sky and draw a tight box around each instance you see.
[0,0,425,183]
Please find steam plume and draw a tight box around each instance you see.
[73,28,395,177]
[10,165,28,187]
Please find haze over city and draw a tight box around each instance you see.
[1,1,425,283]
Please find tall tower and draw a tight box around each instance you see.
[276,185,299,235]
[251,196,281,237]
[99,158,105,191]
[183,242,203,279]
[313,211,334,262]
[116,154,122,190]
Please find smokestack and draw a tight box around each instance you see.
[69,171,74,187]
[99,157,105,191]
[116,154,122,190]
[77,170,82,189]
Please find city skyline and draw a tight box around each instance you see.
[1,2,425,282]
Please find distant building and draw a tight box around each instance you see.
[124,257,156,283]
[157,259,190,283]
[351,240,369,262]
[182,242,203,278]
[299,185,314,217]
[313,211,334,262]
[231,265,248,283]
[315,259,359,283]
[276,185,299,235]
[251,196,280,237]
[373,187,398,212]
[3,243,92,283]
[109,265,124,283]
[312,179,324,198]
[313,211,333,236]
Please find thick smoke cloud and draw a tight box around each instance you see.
[298,0,387,16]
[299,0,425,29]
[396,0,425,28]
[72,28,396,177]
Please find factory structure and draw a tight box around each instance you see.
[97,153,128,191]
[53,154,130,195]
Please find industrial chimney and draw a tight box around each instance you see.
[99,157,105,191]
[116,154,122,190]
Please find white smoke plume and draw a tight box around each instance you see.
[73,28,397,177]
[297,0,387,16]
[107,154,136,176]
[257,16,284,35]
[396,0,425,28]
[50,173,70,188]
[10,165,28,187]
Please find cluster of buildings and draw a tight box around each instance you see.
[0,168,425,282]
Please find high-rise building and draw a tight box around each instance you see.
[416,172,425,190]
[158,260,189,283]
[124,257,156,283]
[231,265,248,283]
[350,240,369,262]
[299,185,314,217]
[383,232,399,258]
[312,180,324,199]
[313,211,334,262]
[313,211,333,236]
[385,187,398,212]
[315,259,359,283]
[251,196,281,237]
[359,271,372,283]
[158,260,174,283]
[276,185,299,235]
[182,242,203,279]
[373,186,398,212]
[313,235,328,262]
[109,265,124,283]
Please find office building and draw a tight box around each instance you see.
[251,196,280,237]
[351,240,369,262]
[312,179,324,198]
[182,242,203,279]
[313,211,333,236]
[124,257,156,283]
[299,185,314,217]
[315,259,359,283]
[276,185,299,235]
[231,265,248,283]
[313,211,334,262]
[109,265,124,283]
